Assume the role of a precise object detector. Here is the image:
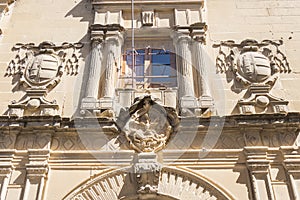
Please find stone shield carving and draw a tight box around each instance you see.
[5,41,83,116]
[25,54,60,85]
[120,96,179,153]
[237,51,271,83]
[213,39,290,114]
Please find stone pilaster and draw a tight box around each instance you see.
[244,147,275,200]
[0,150,14,200]
[280,146,300,200]
[23,150,49,200]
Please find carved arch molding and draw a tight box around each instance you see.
[63,167,233,200]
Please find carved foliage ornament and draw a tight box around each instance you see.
[5,41,83,87]
[5,41,83,116]
[213,39,290,114]
[213,39,290,87]
[118,95,179,153]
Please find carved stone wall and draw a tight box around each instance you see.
[0,0,300,200]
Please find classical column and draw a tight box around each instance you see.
[172,32,196,109]
[244,147,275,200]
[173,32,194,98]
[192,40,212,97]
[23,150,49,200]
[280,147,300,200]
[100,31,123,108]
[81,31,104,111]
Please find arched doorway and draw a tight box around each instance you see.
[63,167,233,200]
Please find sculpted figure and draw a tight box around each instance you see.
[123,96,175,152]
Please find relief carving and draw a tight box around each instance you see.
[133,153,161,195]
[118,95,179,153]
[243,128,298,147]
[213,39,290,114]
[15,132,51,150]
[5,41,83,116]
[0,131,16,149]
[142,11,154,26]
[51,134,86,151]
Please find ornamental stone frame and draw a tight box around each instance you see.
[63,166,234,200]
[81,0,214,118]
[1,1,300,200]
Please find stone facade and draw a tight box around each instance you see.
[0,0,300,199]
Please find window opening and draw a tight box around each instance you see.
[120,48,177,89]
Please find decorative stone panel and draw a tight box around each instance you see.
[213,39,291,114]
[5,41,83,117]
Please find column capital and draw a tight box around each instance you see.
[26,166,48,182]
[105,31,124,46]
[0,166,13,178]
[244,146,270,174]
[90,24,124,43]
[280,146,300,173]
[172,23,207,44]
[171,31,192,46]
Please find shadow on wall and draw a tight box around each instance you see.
[65,0,94,117]
[2,0,94,116]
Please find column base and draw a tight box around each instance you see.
[99,97,114,109]
[81,97,99,110]
[180,95,215,117]
[180,96,197,117]
[80,97,114,118]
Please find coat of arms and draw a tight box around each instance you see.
[213,39,291,114]
[5,41,83,116]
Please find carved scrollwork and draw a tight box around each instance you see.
[5,41,83,116]
[213,39,290,87]
[214,39,291,114]
[5,41,83,81]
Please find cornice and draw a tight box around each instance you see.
[92,0,204,6]
[0,113,299,129]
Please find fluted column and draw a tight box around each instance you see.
[81,31,104,111]
[102,32,123,99]
[193,40,211,98]
[85,39,104,99]
[172,32,194,99]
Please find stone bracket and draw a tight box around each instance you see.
[8,89,59,117]
[237,84,288,114]
[132,153,162,195]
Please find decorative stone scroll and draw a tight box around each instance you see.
[213,39,290,114]
[214,39,290,77]
[117,95,179,153]
[5,41,83,116]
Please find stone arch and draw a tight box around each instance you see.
[63,167,234,200]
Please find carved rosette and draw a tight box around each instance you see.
[5,41,83,116]
[213,39,290,114]
[118,95,179,153]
